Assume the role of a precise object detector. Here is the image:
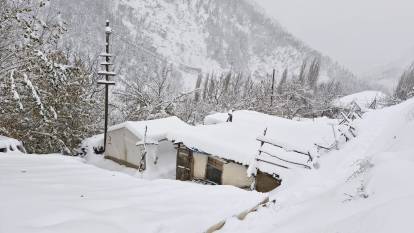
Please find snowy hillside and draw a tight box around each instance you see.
[219,97,414,233]
[49,0,359,89]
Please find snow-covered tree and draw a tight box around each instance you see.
[0,0,99,154]
[394,63,414,101]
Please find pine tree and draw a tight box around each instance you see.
[194,73,203,102]
[298,60,307,85]
[307,58,321,91]
[277,68,288,94]
[395,64,414,101]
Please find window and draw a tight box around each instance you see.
[0,147,7,153]
[206,157,224,185]
[206,164,222,184]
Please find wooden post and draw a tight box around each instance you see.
[251,127,267,191]
[270,69,275,107]
[98,20,116,152]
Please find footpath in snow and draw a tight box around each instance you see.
[0,154,266,233]
[219,98,414,233]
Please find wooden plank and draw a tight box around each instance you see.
[256,136,313,162]
[176,147,193,181]
[256,158,289,169]
[258,149,312,170]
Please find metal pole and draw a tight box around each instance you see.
[97,20,116,153]
[103,20,110,152]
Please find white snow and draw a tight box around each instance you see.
[23,73,45,115]
[109,116,189,142]
[204,112,230,125]
[9,70,23,110]
[171,110,336,176]
[0,135,25,153]
[218,97,414,233]
[0,154,267,233]
[334,90,387,110]
[2,96,414,232]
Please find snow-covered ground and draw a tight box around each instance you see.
[0,154,266,233]
[2,97,413,233]
[334,90,387,110]
[219,98,414,233]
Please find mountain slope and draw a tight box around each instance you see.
[50,0,361,91]
[363,47,414,92]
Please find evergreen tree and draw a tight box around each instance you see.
[395,64,414,101]
[277,68,288,94]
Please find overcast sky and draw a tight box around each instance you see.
[254,0,414,75]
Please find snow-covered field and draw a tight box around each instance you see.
[2,97,414,233]
[219,98,414,233]
[0,154,266,233]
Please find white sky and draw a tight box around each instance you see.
[254,0,414,75]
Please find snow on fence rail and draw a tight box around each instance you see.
[254,129,314,172]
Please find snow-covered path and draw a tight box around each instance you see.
[0,154,266,233]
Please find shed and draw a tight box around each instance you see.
[170,110,337,192]
[0,135,26,154]
[104,117,189,179]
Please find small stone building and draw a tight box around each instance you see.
[175,143,281,192]
[104,117,188,179]
[170,110,336,193]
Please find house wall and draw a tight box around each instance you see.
[255,171,281,193]
[106,128,142,168]
[143,140,177,180]
[222,163,254,188]
[189,150,254,188]
[174,146,279,191]
[193,152,208,179]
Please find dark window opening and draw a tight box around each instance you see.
[0,147,7,153]
[206,164,222,185]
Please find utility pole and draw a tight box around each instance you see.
[97,20,116,152]
[270,68,275,107]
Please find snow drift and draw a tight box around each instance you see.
[219,97,414,233]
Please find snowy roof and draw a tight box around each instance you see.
[170,111,336,174]
[334,90,387,110]
[0,135,22,149]
[109,116,190,142]
[204,112,230,125]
